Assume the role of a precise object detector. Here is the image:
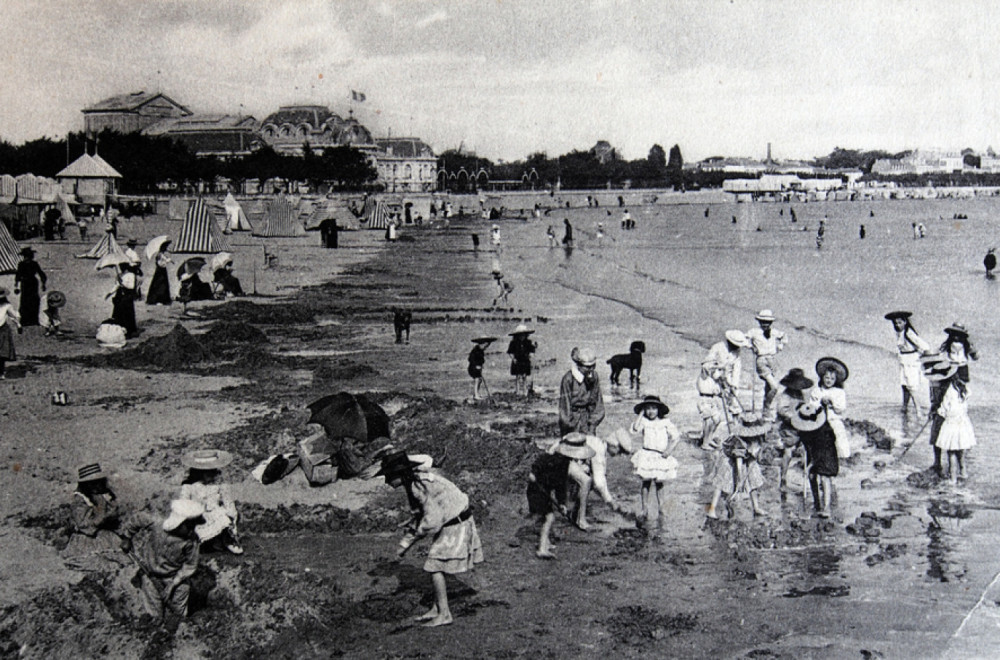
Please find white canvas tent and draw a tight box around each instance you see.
[223,193,252,233]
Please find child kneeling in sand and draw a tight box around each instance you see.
[630,395,680,532]
[376,451,483,627]
[527,434,595,558]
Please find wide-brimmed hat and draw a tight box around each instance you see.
[126,238,138,247]
[181,449,234,471]
[815,357,849,385]
[633,394,670,416]
[373,450,425,481]
[944,322,969,339]
[737,413,768,439]
[571,347,597,367]
[919,352,944,368]
[162,499,205,532]
[76,462,107,483]
[472,336,497,344]
[555,432,596,460]
[884,310,912,322]
[725,330,748,347]
[923,360,958,381]
[509,324,533,336]
[46,291,66,308]
[790,401,827,432]
[755,309,775,322]
[20,247,34,257]
[779,368,813,390]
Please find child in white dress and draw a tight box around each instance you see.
[629,395,680,532]
[935,366,976,482]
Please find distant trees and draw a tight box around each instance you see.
[813,147,908,172]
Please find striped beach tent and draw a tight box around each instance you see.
[173,198,231,253]
[0,219,19,274]
[252,197,304,237]
[75,232,124,259]
[360,198,390,229]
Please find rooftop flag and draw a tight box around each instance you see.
[351,90,366,102]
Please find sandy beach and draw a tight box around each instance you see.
[2,194,1000,658]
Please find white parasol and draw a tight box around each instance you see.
[211,252,233,272]
[95,252,132,271]
[144,235,171,261]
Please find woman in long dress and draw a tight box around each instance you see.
[0,288,22,379]
[14,247,46,326]
[108,265,138,337]
[146,243,173,305]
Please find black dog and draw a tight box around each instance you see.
[607,341,646,386]
[393,309,412,344]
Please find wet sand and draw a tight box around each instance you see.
[1,197,999,658]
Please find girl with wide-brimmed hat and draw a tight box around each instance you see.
[0,287,22,379]
[927,362,976,483]
[507,324,536,396]
[810,357,851,462]
[374,451,483,627]
[629,395,680,532]
[468,337,496,401]
[885,311,932,416]
[775,368,815,491]
[939,322,978,383]
[179,449,242,554]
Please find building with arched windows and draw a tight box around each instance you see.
[259,105,376,156]
[374,138,437,193]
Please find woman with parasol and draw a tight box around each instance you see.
[211,253,244,297]
[145,236,173,306]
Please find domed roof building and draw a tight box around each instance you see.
[259,105,375,156]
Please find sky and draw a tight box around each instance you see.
[3,0,1000,163]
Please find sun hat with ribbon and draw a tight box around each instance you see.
[755,309,776,322]
[554,432,596,460]
[633,394,670,416]
[181,449,234,471]
[76,462,107,483]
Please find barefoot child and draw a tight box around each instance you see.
[468,337,495,401]
[42,290,66,337]
[376,451,483,627]
[775,368,814,490]
[706,415,767,519]
[932,363,976,482]
[528,434,595,558]
[629,395,680,531]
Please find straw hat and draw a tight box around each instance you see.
[883,310,912,322]
[472,336,497,344]
[737,413,768,439]
[944,322,969,339]
[789,401,827,432]
[162,499,205,532]
[633,394,670,416]
[755,309,775,322]
[919,352,944,368]
[509,324,534,336]
[724,330,748,347]
[923,360,958,382]
[554,432,596,460]
[571,347,597,367]
[372,451,425,481]
[46,291,66,308]
[181,449,234,471]
[779,368,813,391]
[815,356,849,385]
[76,462,107,483]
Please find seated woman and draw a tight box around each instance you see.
[179,449,242,554]
[177,272,215,303]
[213,264,244,297]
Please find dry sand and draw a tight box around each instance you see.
[1,199,998,658]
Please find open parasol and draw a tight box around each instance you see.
[95,252,132,271]
[211,252,233,272]
[145,235,171,261]
[306,392,391,444]
[176,256,207,279]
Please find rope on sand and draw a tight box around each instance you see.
[952,568,1000,638]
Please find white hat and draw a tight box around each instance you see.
[755,309,775,322]
[162,499,205,532]
[725,330,748,347]
[572,346,597,367]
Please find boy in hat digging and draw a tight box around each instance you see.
[376,451,483,627]
[528,434,596,558]
[468,337,496,401]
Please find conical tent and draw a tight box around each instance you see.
[252,197,305,237]
[75,232,124,259]
[223,193,252,232]
[0,220,20,274]
[360,198,390,229]
[172,198,231,253]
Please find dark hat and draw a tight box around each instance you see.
[884,310,912,321]
[472,336,497,344]
[790,401,827,432]
[633,394,670,416]
[76,462,107,483]
[779,368,813,390]
[815,357,849,385]
[0,287,7,299]
[373,451,423,481]
[919,352,944,367]
[20,247,34,257]
[944,322,969,339]
[46,291,66,308]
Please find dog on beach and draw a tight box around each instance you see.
[607,341,646,386]
[393,309,412,344]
